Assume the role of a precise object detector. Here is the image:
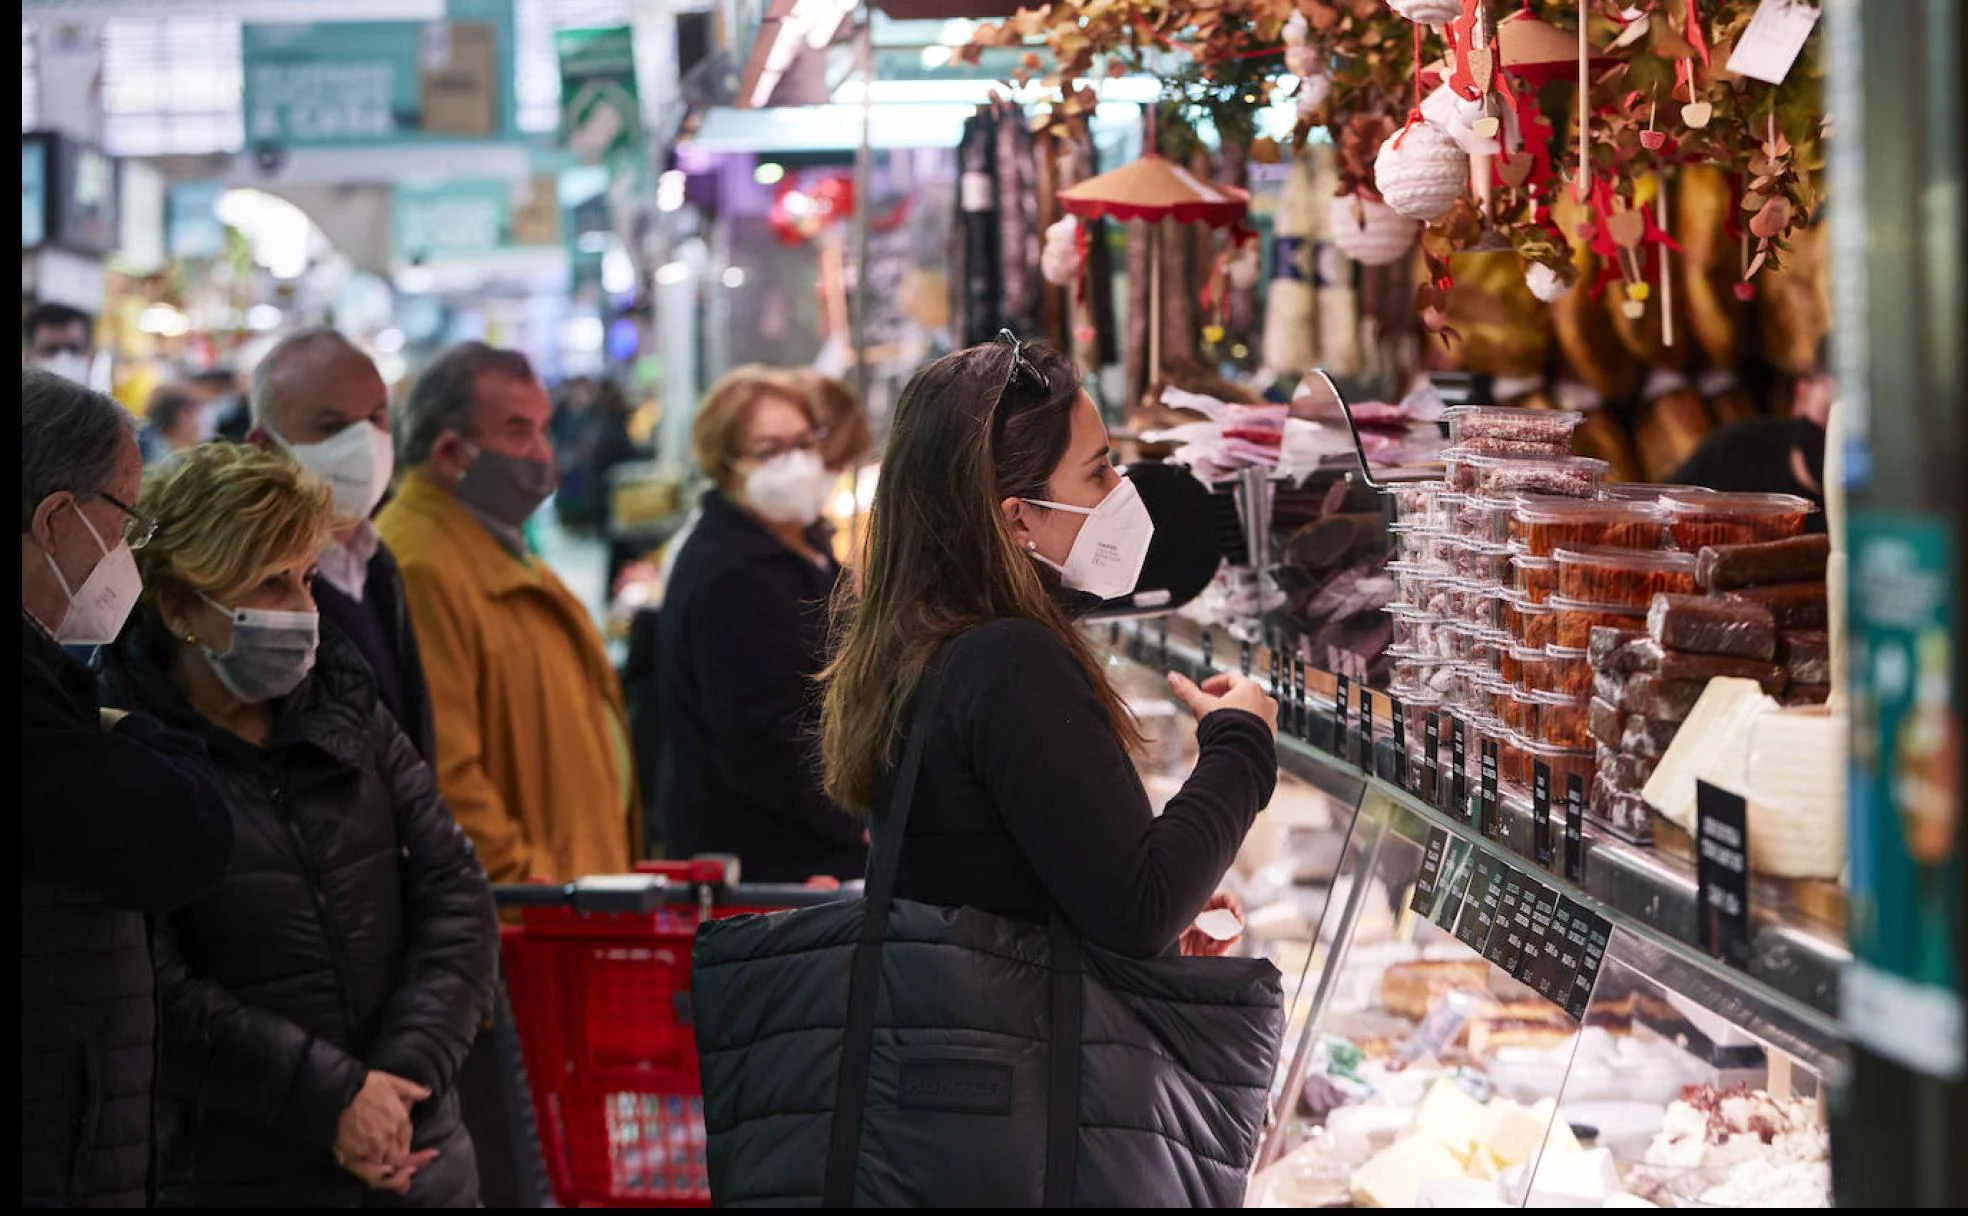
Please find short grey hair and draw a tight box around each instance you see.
[21,368,134,529]
[400,341,537,467]
[250,327,371,430]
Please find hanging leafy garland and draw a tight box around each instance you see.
[962,0,1821,325]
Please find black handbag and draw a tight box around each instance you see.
[691,667,1285,1207]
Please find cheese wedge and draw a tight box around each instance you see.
[1642,677,1778,833]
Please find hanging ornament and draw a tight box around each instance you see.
[1283,12,1320,77]
[1389,0,1464,26]
[1328,192,1420,266]
[1526,262,1574,302]
[1039,215,1086,287]
[1374,121,1468,222]
[1225,234,1262,290]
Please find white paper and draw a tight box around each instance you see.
[1192,907,1244,940]
[1726,0,1821,86]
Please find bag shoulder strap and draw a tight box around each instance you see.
[823,664,946,1206]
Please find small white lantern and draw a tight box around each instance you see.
[1328,193,1420,267]
[1388,0,1465,26]
[1373,121,1469,222]
[1525,261,1575,302]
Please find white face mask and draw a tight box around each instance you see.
[280,420,394,523]
[199,594,320,703]
[744,449,834,527]
[1023,474,1156,602]
[35,352,92,386]
[43,505,143,645]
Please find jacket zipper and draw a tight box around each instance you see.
[268,769,364,1042]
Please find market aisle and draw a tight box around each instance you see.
[530,505,611,632]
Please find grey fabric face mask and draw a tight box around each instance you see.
[456,443,558,528]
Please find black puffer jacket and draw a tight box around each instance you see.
[22,614,235,1208]
[99,614,499,1208]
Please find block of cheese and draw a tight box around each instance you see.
[1489,1097,1564,1169]
[1642,677,1779,834]
[1744,707,1847,878]
[1413,1078,1498,1161]
[1352,1130,1472,1208]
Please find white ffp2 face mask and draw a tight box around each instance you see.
[745,450,834,527]
[44,507,143,645]
[199,594,320,703]
[281,421,395,523]
[35,352,92,386]
[1023,474,1156,602]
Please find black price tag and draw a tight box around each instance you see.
[1521,886,1568,997]
[1392,698,1409,790]
[1482,868,1532,975]
[1696,780,1752,969]
[1453,854,1504,953]
[1530,893,1582,1004]
[1532,761,1553,869]
[1479,739,1501,839]
[1430,839,1476,929]
[1158,617,1170,668]
[1240,639,1254,677]
[1561,898,1614,1022]
[1109,622,1121,648]
[1409,828,1451,916]
[1332,672,1351,758]
[1200,629,1215,676]
[1424,713,1442,804]
[1292,657,1308,740]
[1450,718,1468,820]
[1357,687,1374,771]
[1564,773,1587,882]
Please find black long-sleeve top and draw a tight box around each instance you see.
[885,618,1277,958]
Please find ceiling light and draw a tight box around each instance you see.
[721,266,747,288]
[655,261,692,286]
[920,45,953,69]
[754,161,785,185]
[656,169,686,213]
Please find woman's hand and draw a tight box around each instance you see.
[1179,890,1246,958]
[341,1148,440,1196]
[333,1071,417,1172]
[1168,672,1278,734]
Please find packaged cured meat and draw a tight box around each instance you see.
[1554,546,1699,608]
[1510,553,1559,604]
[1448,451,1609,498]
[1590,787,1655,844]
[1781,683,1831,707]
[1387,560,1437,609]
[1456,496,1519,544]
[1660,489,1816,549]
[1589,696,1624,746]
[1502,593,1557,649]
[1694,533,1831,591]
[1541,645,1593,699]
[1510,498,1668,557]
[1776,631,1832,685]
[1618,673,1708,723]
[1442,405,1585,455]
[1449,538,1513,583]
[1593,670,1624,708]
[1646,593,1779,661]
[1588,625,1645,667]
[1597,744,1661,792]
[1388,481,1451,530]
[1501,644,1547,693]
[1389,605,1452,659]
[1604,639,1788,692]
[1620,715,1682,759]
[1443,581,1506,629]
[1538,693,1592,749]
[1509,738,1595,793]
[1550,596,1649,650]
[1718,581,1830,631]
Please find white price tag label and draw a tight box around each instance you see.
[1726,0,1820,85]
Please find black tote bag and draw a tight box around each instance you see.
[691,668,1285,1207]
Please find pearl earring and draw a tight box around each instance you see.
[1026,541,1037,551]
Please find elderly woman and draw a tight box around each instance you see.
[97,444,497,1208]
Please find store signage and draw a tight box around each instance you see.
[1844,513,1965,1079]
[556,26,642,176]
[1479,739,1501,840]
[1409,828,1451,916]
[1522,887,1570,1002]
[1450,718,1468,821]
[1696,779,1752,969]
[1391,698,1408,790]
[22,140,48,248]
[1561,897,1614,1021]
[1424,712,1442,805]
[1532,761,1553,869]
[1453,853,1504,953]
[166,182,227,261]
[243,1,515,149]
[1564,773,1587,882]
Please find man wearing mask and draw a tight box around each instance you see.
[23,302,94,386]
[377,342,637,883]
[20,368,235,1206]
[247,328,434,761]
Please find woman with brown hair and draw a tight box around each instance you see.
[820,335,1277,959]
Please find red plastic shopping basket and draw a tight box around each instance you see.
[495,860,849,1208]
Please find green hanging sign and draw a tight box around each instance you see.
[556,26,643,179]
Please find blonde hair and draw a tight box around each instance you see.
[690,365,813,496]
[135,443,334,609]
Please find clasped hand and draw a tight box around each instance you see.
[334,1070,438,1196]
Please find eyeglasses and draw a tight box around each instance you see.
[744,428,829,464]
[94,491,160,552]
